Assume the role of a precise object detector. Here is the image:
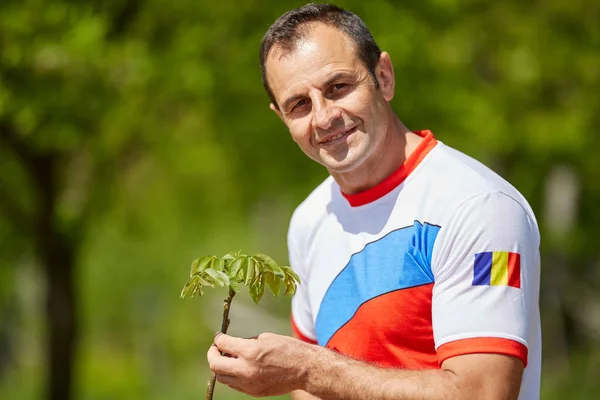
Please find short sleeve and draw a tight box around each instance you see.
[288,210,318,344]
[431,191,540,367]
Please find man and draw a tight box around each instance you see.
[207,3,541,399]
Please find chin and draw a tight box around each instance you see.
[322,156,364,174]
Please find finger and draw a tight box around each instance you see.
[207,344,240,375]
[216,373,240,386]
[224,383,252,396]
[214,333,250,356]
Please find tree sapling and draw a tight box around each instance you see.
[180,251,300,400]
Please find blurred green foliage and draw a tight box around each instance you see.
[0,0,598,399]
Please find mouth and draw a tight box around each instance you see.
[319,125,358,145]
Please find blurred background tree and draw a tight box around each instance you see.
[0,0,598,399]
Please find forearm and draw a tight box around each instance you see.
[302,348,463,400]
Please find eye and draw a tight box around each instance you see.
[333,83,346,91]
[292,99,309,111]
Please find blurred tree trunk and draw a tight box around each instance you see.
[0,124,77,400]
[40,229,76,400]
[33,155,76,400]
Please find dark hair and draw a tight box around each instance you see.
[260,3,382,109]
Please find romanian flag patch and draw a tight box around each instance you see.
[473,251,521,288]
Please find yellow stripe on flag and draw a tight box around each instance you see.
[491,251,509,286]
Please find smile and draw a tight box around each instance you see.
[321,126,358,144]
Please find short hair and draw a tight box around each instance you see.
[260,3,382,109]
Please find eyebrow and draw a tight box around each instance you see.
[280,72,355,113]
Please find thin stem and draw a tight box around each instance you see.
[206,287,236,400]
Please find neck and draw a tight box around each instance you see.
[330,113,418,195]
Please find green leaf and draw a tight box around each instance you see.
[228,256,245,279]
[253,253,285,278]
[180,280,194,298]
[204,268,226,286]
[245,256,255,286]
[194,275,213,287]
[253,258,262,285]
[191,255,215,276]
[282,265,301,284]
[258,277,265,301]
[222,253,235,271]
[264,272,281,297]
[214,257,225,272]
[249,276,265,304]
[284,279,296,297]
[215,270,231,286]
[191,282,203,297]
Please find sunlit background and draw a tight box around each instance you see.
[0,0,598,399]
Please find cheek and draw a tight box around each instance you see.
[287,119,313,147]
[338,90,374,119]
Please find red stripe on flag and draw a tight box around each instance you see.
[507,252,521,288]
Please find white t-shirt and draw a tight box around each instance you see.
[289,130,541,400]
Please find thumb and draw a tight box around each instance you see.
[213,332,248,357]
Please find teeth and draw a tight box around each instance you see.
[327,132,345,142]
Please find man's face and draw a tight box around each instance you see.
[266,23,394,174]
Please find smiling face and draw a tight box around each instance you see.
[265,23,395,174]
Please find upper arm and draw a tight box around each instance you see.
[442,353,524,400]
[431,192,540,390]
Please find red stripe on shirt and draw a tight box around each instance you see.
[291,315,318,344]
[326,283,438,369]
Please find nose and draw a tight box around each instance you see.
[312,95,341,130]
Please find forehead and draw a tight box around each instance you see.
[266,24,362,101]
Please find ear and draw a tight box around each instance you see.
[270,103,284,122]
[375,52,395,102]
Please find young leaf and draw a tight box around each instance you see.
[180,280,195,298]
[229,279,239,292]
[249,276,265,304]
[191,282,203,297]
[284,275,297,296]
[281,265,301,283]
[257,277,265,302]
[222,253,236,271]
[228,256,245,278]
[191,255,216,276]
[253,259,262,285]
[204,268,227,286]
[254,253,285,279]
[214,257,225,272]
[264,272,281,297]
[194,275,213,287]
[245,257,255,286]
[215,270,230,285]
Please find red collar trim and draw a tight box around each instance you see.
[341,130,438,207]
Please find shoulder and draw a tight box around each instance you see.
[288,175,337,248]
[418,142,538,227]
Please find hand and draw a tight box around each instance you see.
[207,332,316,397]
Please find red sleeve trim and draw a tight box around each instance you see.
[437,337,528,367]
[291,314,318,345]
